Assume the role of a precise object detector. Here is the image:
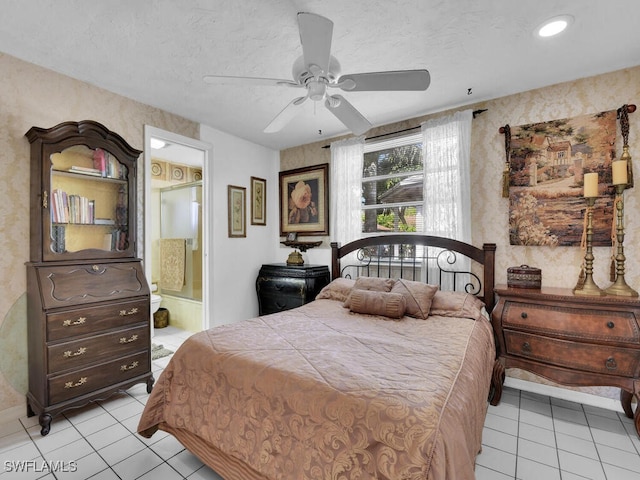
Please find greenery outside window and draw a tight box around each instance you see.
[362,132,424,235]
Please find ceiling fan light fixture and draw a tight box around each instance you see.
[536,14,573,38]
[308,80,327,101]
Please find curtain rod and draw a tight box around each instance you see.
[321,109,487,148]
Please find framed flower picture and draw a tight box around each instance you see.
[250,176,266,226]
[279,163,329,236]
[227,185,246,238]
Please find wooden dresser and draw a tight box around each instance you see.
[490,285,640,436]
[25,121,152,435]
[256,263,330,315]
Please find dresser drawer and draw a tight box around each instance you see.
[35,262,147,309]
[258,293,304,315]
[48,324,148,374]
[47,298,148,342]
[257,277,305,296]
[504,330,640,377]
[48,350,149,405]
[502,301,640,344]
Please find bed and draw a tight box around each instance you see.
[138,234,497,480]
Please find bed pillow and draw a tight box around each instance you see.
[352,276,395,292]
[348,290,406,319]
[343,276,396,308]
[429,290,486,320]
[391,279,439,320]
[315,278,356,302]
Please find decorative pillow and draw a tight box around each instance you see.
[315,278,356,302]
[343,276,396,308]
[429,291,486,320]
[348,290,406,319]
[391,279,439,320]
[353,276,395,292]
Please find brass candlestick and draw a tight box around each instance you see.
[605,184,638,297]
[574,197,605,296]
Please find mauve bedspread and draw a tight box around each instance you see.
[138,297,495,480]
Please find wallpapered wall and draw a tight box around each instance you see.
[0,52,199,416]
[281,65,640,400]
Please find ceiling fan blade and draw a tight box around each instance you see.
[264,96,308,133]
[325,95,372,135]
[203,75,300,88]
[337,69,431,91]
[297,12,333,74]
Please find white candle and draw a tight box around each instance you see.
[584,172,598,197]
[612,160,628,185]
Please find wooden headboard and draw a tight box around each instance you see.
[331,234,497,312]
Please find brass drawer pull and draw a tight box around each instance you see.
[64,377,87,389]
[119,307,139,316]
[522,342,531,352]
[119,334,139,344]
[520,312,528,319]
[120,361,139,371]
[605,357,617,370]
[606,321,615,329]
[62,317,86,327]
[63,347,87,358]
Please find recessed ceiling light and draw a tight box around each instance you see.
[537,15,573,37]
[150,138,167,149]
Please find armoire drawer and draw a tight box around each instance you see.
[502,301,640,344]
[504,330,639,376]
[48,350,149,405]
[48,324,149,374]
[47,298,149,342]
[35,262,147,310]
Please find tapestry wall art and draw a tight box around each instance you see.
[508,110,617,246]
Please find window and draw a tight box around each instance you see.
[362,133,424,234]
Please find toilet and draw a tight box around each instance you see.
[151,293,162,315]
[150,283,162,319]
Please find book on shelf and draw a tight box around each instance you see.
[94,218,115,225]
[51,190,95,224]
[103,232,113,251]
[51,225,66,253]
[68,165,102,176]
[93,148,107,177]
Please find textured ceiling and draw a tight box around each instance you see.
[1,0,639,150]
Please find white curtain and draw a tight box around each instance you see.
[421,109,473,289]
[421,109,473,242]
[330,136,365,276]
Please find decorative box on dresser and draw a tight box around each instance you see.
[25,121,153,435]
[490,285,640,436]
[256,263,330,315]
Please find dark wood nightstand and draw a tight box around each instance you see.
[256,263,330,315]
[490,285,640,436]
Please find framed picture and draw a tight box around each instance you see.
[250,176,267,226]
[286,232,298,241]
[279,163,329,236]
[227,185,246,238]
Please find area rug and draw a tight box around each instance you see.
[151,343,174,360]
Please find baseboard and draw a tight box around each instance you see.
[0,405,25,425]
[504,377,627,413]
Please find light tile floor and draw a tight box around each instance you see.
[1,325,639,479]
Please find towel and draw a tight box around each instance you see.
[159,238,185,291]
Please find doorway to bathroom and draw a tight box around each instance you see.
[144,126,212,334]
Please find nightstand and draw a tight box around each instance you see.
[256,263,330,315]
[490,285,640,437]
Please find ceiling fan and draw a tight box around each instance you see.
[203,12,431,135]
